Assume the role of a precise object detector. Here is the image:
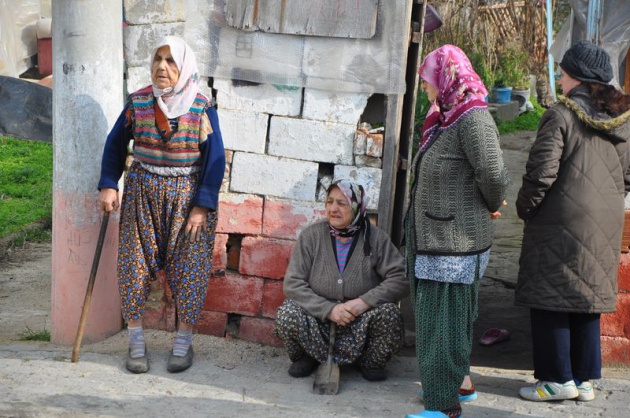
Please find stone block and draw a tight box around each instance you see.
[366,133,383,158]
[124,23,184,67]
[617,254,630,292]
[488,100,520,123]
[225,149,234,164]
[214,78,301,116]
[263,198,326,239]
[211,233,228,273]
[354,130,367,155]
[355,154,382,168]
[220,163,231,193]
[126,66,150,95]
[334,166,382,210]
[601,293,630,339]
[124,0,187,25]
[269,117,354,164]
[303,89,369,124]
[240,237,294,279]
[239,317,283,347]
[601,336,630,366]
[217,193,263,235]
[262,280,285,319]
[195,310,228,337]
[204,273,263,316]
[217,108,267,153]
[231,152,319,201]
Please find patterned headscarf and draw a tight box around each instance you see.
[417,45,488,154]
[327,180,372,255]
[151,36,200,119]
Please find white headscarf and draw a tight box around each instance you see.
[151,36,200,119]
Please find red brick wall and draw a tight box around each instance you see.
[186,198,324,345]
[601,254,630,366]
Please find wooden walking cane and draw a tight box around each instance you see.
[71,211,110,363]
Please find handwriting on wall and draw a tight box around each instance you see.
[225,0,379,39]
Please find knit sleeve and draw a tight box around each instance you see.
[283,225,337,322]
[193,105,226,210]
[97,104,133,191]
[460,110,509,212]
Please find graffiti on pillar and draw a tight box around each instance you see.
[225,0,379,39]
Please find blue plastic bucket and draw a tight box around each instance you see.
[493,87,513,104]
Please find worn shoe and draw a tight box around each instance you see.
[167,346,194,373]
[287,355,319,378]
[519,380,578,401]
[576,381,595,401]
[125,346,149,374]
[419,386,477,403]
[360,365,386,382]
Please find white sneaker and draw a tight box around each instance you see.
[576,381,595,401]
[519,380,579,401]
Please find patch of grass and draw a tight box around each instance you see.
[0,136,53,239]
[496,98,545,134]
[18,328,51,342]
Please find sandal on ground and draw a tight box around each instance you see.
[406,404,462,418]
[125,346,149,374]
[167,346,194,373]
[419,384,477,403]
[479,328,510,346]
[287,354,319,378]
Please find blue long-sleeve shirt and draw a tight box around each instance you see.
[97,103,226,210]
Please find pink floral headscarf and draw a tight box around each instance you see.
[417,45,488,153]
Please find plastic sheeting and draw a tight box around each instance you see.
[0,76,52,142]
[185,0,411,94]
[550,0,630,87]
[0,0,51,77]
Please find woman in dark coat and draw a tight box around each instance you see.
[516,40,630,402]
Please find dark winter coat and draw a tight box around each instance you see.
[515,85,630,313]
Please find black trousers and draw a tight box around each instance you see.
[530,308,602,383]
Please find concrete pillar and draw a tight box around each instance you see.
[51,1,124,345]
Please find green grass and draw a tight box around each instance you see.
[496,98,545,134]
[18,328,51,342]
[0,136,53,239]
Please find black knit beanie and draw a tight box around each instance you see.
[559,40,613,84]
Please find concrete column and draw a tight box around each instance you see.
[51,1,124,345]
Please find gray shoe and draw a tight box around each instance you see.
[167,346,194,373]
[125,347,149,374]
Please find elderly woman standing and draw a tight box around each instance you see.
[516,41,630,402]
[98,36,225,374]
[405,45,509,418]
[275,180,408,382]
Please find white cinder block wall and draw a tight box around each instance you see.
[122,0,388,344]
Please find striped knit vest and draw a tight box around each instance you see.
[131,86,209,167]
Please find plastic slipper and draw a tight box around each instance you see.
[479,328,510,346]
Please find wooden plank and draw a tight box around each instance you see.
[225,0,379,39]
[378,94,405,236]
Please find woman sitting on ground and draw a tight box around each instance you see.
[274,180,409,381]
